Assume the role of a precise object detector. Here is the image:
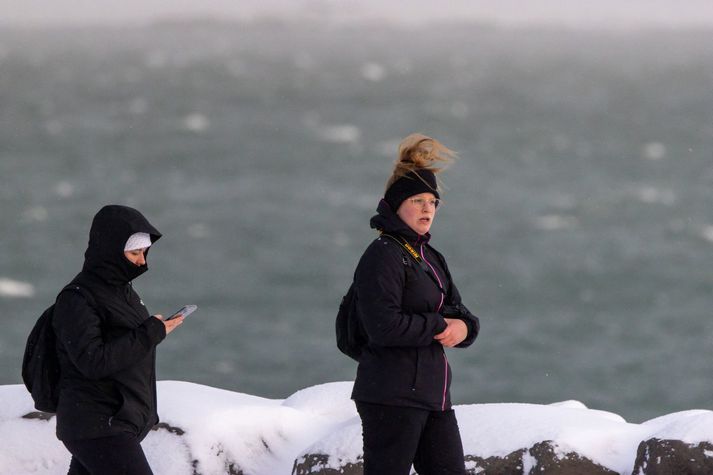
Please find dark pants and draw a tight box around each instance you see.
[62,433,153,475]
[356,401,466,475]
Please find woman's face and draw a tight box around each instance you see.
[124,248,147,266]
[396,192,439,236]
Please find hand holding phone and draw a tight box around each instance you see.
[164,305,198,321]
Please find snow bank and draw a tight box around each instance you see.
[1,381,712,474]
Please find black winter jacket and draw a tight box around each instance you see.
[53,205,166,441]
[351,200,480,411]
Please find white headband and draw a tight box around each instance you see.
[124,232,152,252]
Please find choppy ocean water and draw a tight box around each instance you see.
[1,22,711,422]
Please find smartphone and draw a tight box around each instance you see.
[164,304,198,321]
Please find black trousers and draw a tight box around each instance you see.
[356,401,466,475]
[62,433,153,475]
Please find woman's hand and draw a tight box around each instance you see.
[153,315,184,335]
[434,318,468,347]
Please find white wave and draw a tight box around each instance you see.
[642,141,666,160]
[23,206,48,222]
[333,231,350,248]
[44,119,63,136]
[533,214,578,230]
[361,62,385,82]
[702,226,713,243]
[634,186,676,205]
[214,360,235,374]
[0,278,35,298]
[128,97,149,115]
[54,181,74,198]
[182,113,210,133]
[315,124,361,144]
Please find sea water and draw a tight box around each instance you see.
[1,22,712,422]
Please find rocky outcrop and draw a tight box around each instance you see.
[21,410,54,421]
[632,438,713,475]
[464,448,527,474]
[464,441,618,475]
[294,441,618,475]
[292,454,363,475]
[525,441,618,475]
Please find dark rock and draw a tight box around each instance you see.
[294,442,616,475]
[152,421,186,436]
[528,441,617,475]
[464,448,526,474]
[633,438,713,475]
[464,442,616,475]
[21,411,54,421]
[292,453,363,475]
[225,462,244,475]
[208,444,245,475]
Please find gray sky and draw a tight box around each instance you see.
[2,0,713,28]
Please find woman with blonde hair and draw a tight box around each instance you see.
[349,133,480,474]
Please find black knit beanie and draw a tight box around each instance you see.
[384,169,440,211]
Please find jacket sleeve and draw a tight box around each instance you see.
[441,280,480,348]
[355,239,447,347]
[53,290,167,380]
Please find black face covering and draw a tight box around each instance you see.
[81,205,162,286]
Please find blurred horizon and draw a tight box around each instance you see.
[2,0,713,29]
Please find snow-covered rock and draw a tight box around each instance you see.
[1,381,713,475]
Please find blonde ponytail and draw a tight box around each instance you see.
[385,133,456,192]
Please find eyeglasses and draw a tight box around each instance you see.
[407,197,441,208]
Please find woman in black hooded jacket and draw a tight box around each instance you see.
[351,134,480,475]
[52,205,184,475]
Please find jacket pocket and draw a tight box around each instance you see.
[111,387,141,434]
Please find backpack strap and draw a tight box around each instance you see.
[380,232,446,295]
[59,284,97,309]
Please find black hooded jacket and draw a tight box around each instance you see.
[351,200,479,411]
[52,205,167,441]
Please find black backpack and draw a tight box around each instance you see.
[335,282,368,361]
[22,284,95,413]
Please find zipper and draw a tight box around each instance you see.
[411,349,420,391]
[441,351,449,411]
[421,244,448,410]
[420,244,444,312]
